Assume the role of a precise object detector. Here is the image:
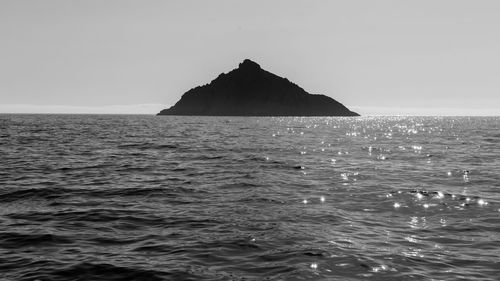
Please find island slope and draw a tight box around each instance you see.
[158,59,359,116]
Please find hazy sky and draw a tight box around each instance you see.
[1,0,499,115]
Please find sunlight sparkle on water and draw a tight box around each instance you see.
[404,236,419,243]
[477,199,488,206]
[372,264,389,273]
[435,191,444,199]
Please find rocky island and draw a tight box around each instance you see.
[157,59,359,116]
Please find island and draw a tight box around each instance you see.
[157,59,359,116]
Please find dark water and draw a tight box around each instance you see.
[1,114,499,281]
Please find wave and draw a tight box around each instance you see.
[22,262,194,281]
[117,143,179,150]
[0,232,72,249]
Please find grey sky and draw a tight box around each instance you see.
[1,0,499,115]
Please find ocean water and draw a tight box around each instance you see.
[0,114,499,281]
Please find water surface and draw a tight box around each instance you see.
[1,115,499,280]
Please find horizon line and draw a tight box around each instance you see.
[0,104,499,116]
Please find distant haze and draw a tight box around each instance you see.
[1,0,499,115]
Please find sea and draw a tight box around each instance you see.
[0,114,499,281]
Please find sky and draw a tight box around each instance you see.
[0,0,499,115]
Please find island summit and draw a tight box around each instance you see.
[157,59,359,116]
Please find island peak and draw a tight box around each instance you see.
[238,59,261,70]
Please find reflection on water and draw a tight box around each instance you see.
[0,115,499,280]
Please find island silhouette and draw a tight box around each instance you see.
[157,59,359,116]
